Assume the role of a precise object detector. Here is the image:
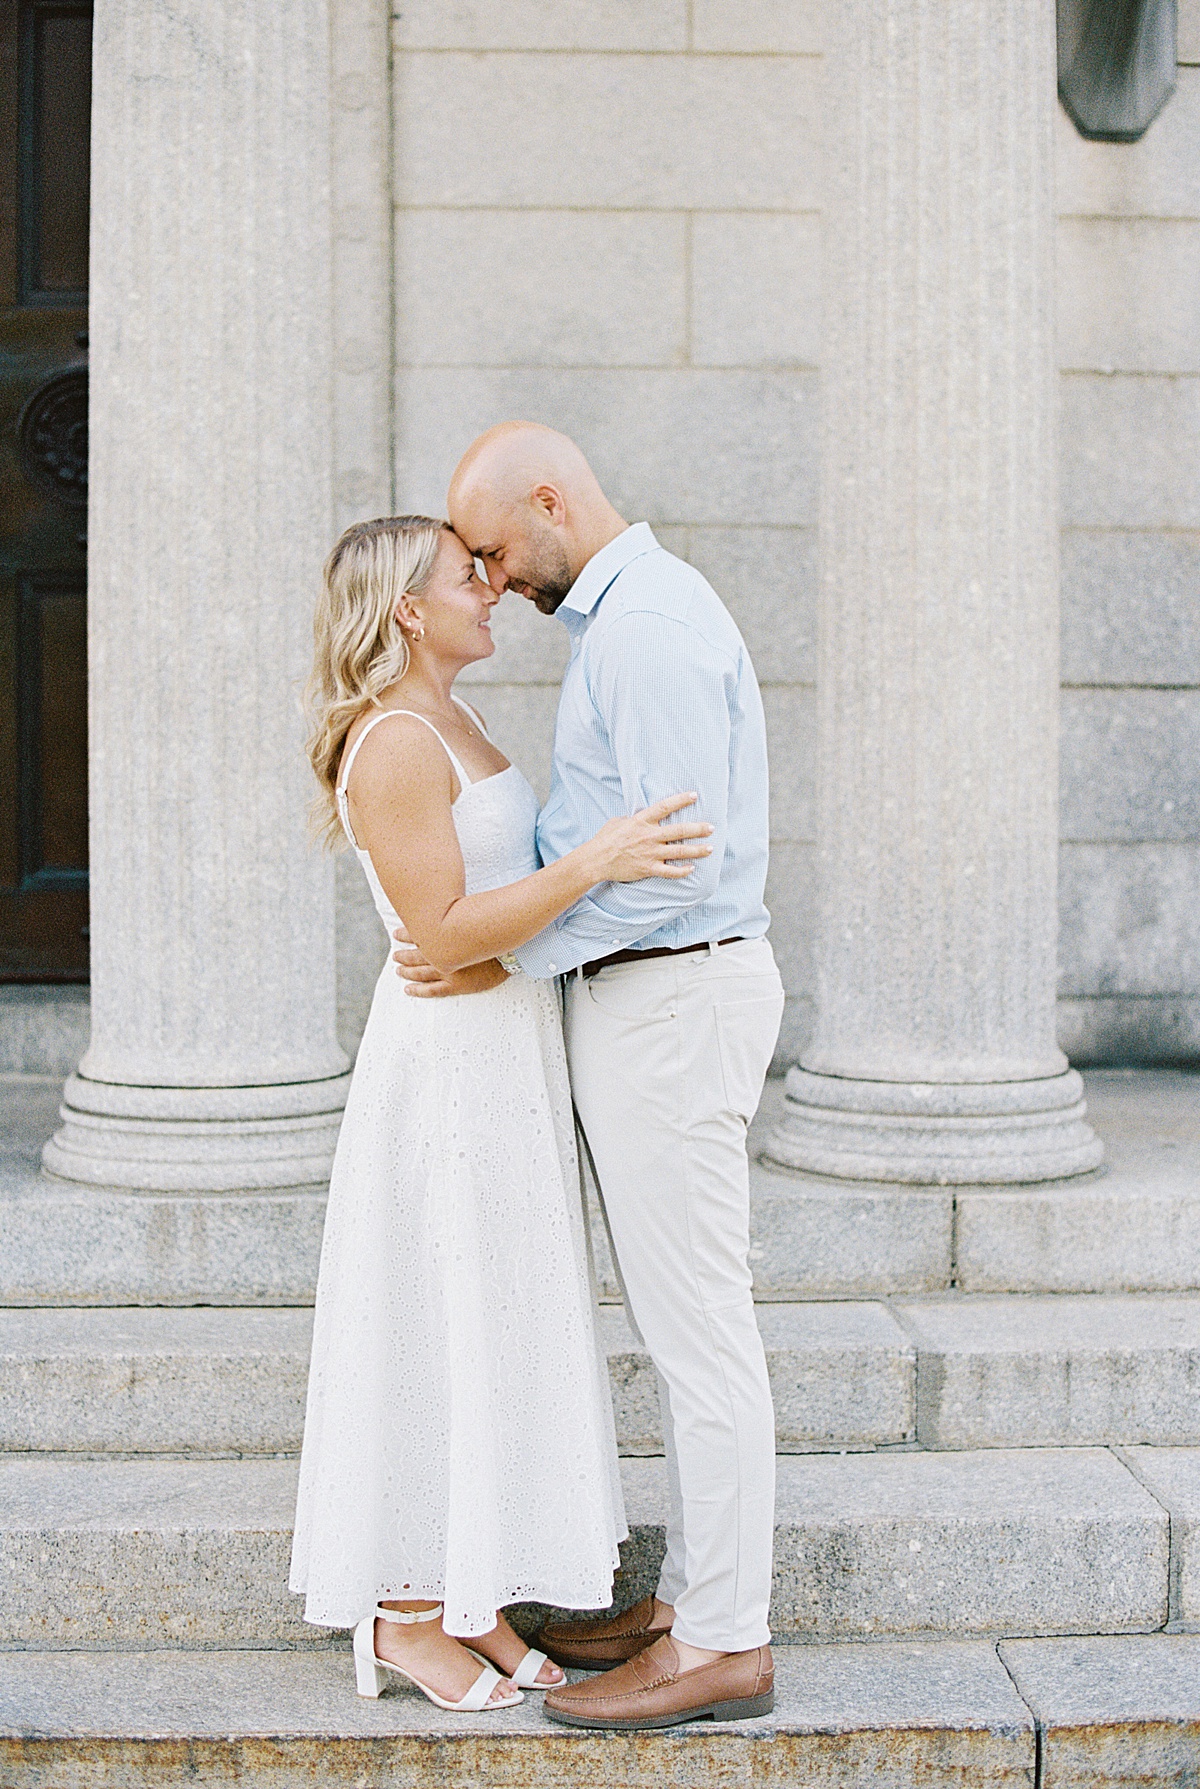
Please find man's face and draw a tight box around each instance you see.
[452,493,574,615]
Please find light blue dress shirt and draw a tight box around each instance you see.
[514,523,771,979]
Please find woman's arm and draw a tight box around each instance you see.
[346,716,711,975]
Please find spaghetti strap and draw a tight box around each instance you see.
[336,708,474,849]
[451,692,491,740]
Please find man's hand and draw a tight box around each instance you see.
[392,926,510,997]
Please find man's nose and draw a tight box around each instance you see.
[483,561,507,594]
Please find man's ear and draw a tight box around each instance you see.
[531,483,567,527]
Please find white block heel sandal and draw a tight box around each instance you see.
[353,1603,524,1711]
[466,1643,556,1690]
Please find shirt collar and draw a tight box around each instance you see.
[560,522,659,622]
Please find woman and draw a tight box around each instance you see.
[289,516,712,1713]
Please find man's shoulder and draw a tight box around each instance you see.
[598,546,739,643]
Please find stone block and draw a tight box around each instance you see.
[1058,219,1200,374]
[392,0,688,51]
[1059,995,1200,1065]
[956,1184,1200,1293]
[682,526,817,682]
[0,1457,313,1649]
[394,53,821,210]
[0,987,88,1077]
[396,210,687,368]
[691,213,822,367]
[598,1302,915,1452]
[894,1294,1200,1448]
[1118,1447,1200,1625]
[748,1161,953,1297]
[1056,67,1200,219]
[763,686,816,843]
[0,1642,1036,1789]
[692,0,823,52]
[394,365,819,526]
[1061,374,1200,529]
[956,1067,1200,1292]
[0,1308,314,1455]
[1058,844,1200,998]
[1061,528,1200,686]
[775,993,814,1069]
[0,1451,1166,1650]
[457,586,571,687]
[0,1170,327,1307]
[766,1447,1168,1640]
[1184,0,1200,60]
[762,840,816,997]
[1061,691,1200,843]
[1001,1634,1200,1788]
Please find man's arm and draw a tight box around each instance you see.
[513,609,732,977]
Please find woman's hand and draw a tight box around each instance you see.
[586,793,714,884]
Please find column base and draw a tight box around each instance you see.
[764,1067,1104,1186]
[41,1072,353,1192]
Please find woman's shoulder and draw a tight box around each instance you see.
[339,706,454,796]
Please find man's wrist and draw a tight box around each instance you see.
[498,951,521,976]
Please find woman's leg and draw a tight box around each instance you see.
[373,1600,519,1705]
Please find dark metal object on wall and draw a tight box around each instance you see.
[1058,0,1177,141]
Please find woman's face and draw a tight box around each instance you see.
[412,530,500,666]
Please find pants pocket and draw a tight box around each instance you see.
[715,994,784,1122]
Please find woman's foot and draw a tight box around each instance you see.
[374,1604,517,1707]
[469,1611,565,1688]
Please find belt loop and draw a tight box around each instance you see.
[708,939,718,956]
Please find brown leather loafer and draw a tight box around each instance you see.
[542,1634,774,1730]
[535,1595,673,1670]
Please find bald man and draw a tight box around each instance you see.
[396,424,784,1730]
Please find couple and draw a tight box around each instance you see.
[289,423,785,1731]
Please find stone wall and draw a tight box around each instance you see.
[332,0,1200,1067]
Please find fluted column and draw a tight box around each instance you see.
[43,0,351,1191]
[766,0,1103,1184]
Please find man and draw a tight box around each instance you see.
[395,422,783,1730]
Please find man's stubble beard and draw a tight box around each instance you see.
[522,533,574,615]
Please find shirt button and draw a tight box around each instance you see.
[547,962,557,974]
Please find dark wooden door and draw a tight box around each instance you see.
[0,0,90,980]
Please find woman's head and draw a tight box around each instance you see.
[306,516,496,844]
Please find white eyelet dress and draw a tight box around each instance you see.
[289,703,627,1637]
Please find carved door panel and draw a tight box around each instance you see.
[0,0,90,979]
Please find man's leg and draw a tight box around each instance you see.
[565,941,783,1653]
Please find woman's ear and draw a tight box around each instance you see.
[394,595,422,635]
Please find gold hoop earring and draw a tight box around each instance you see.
[413,626,425,641]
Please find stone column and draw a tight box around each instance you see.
[766,0,1103,1185]
[43,0,351,1192]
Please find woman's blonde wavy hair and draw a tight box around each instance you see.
[306,514,450,848]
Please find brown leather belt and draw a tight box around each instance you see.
[580,937,744,978]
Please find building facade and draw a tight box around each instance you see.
[2,0,1196,1192]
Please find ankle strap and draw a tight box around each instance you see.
[375,1602,442,1625]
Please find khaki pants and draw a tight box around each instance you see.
[565,937,784,1651]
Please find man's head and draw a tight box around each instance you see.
[448,421,627,614]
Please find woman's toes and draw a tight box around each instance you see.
[488,1676,516,1705]
[537,1661,565,1686]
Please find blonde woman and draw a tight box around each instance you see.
[289,516,712,1713]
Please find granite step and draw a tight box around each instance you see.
[0,1302,916,1458]
[6,1070,1200,1304]
[0,989,87,1078]
[891,1293,1200,1449]
[0,1447,1174,1650]
[0,1639,1042,1789]
[6,1297,1200,1459]
[5,1637,1199,1789]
